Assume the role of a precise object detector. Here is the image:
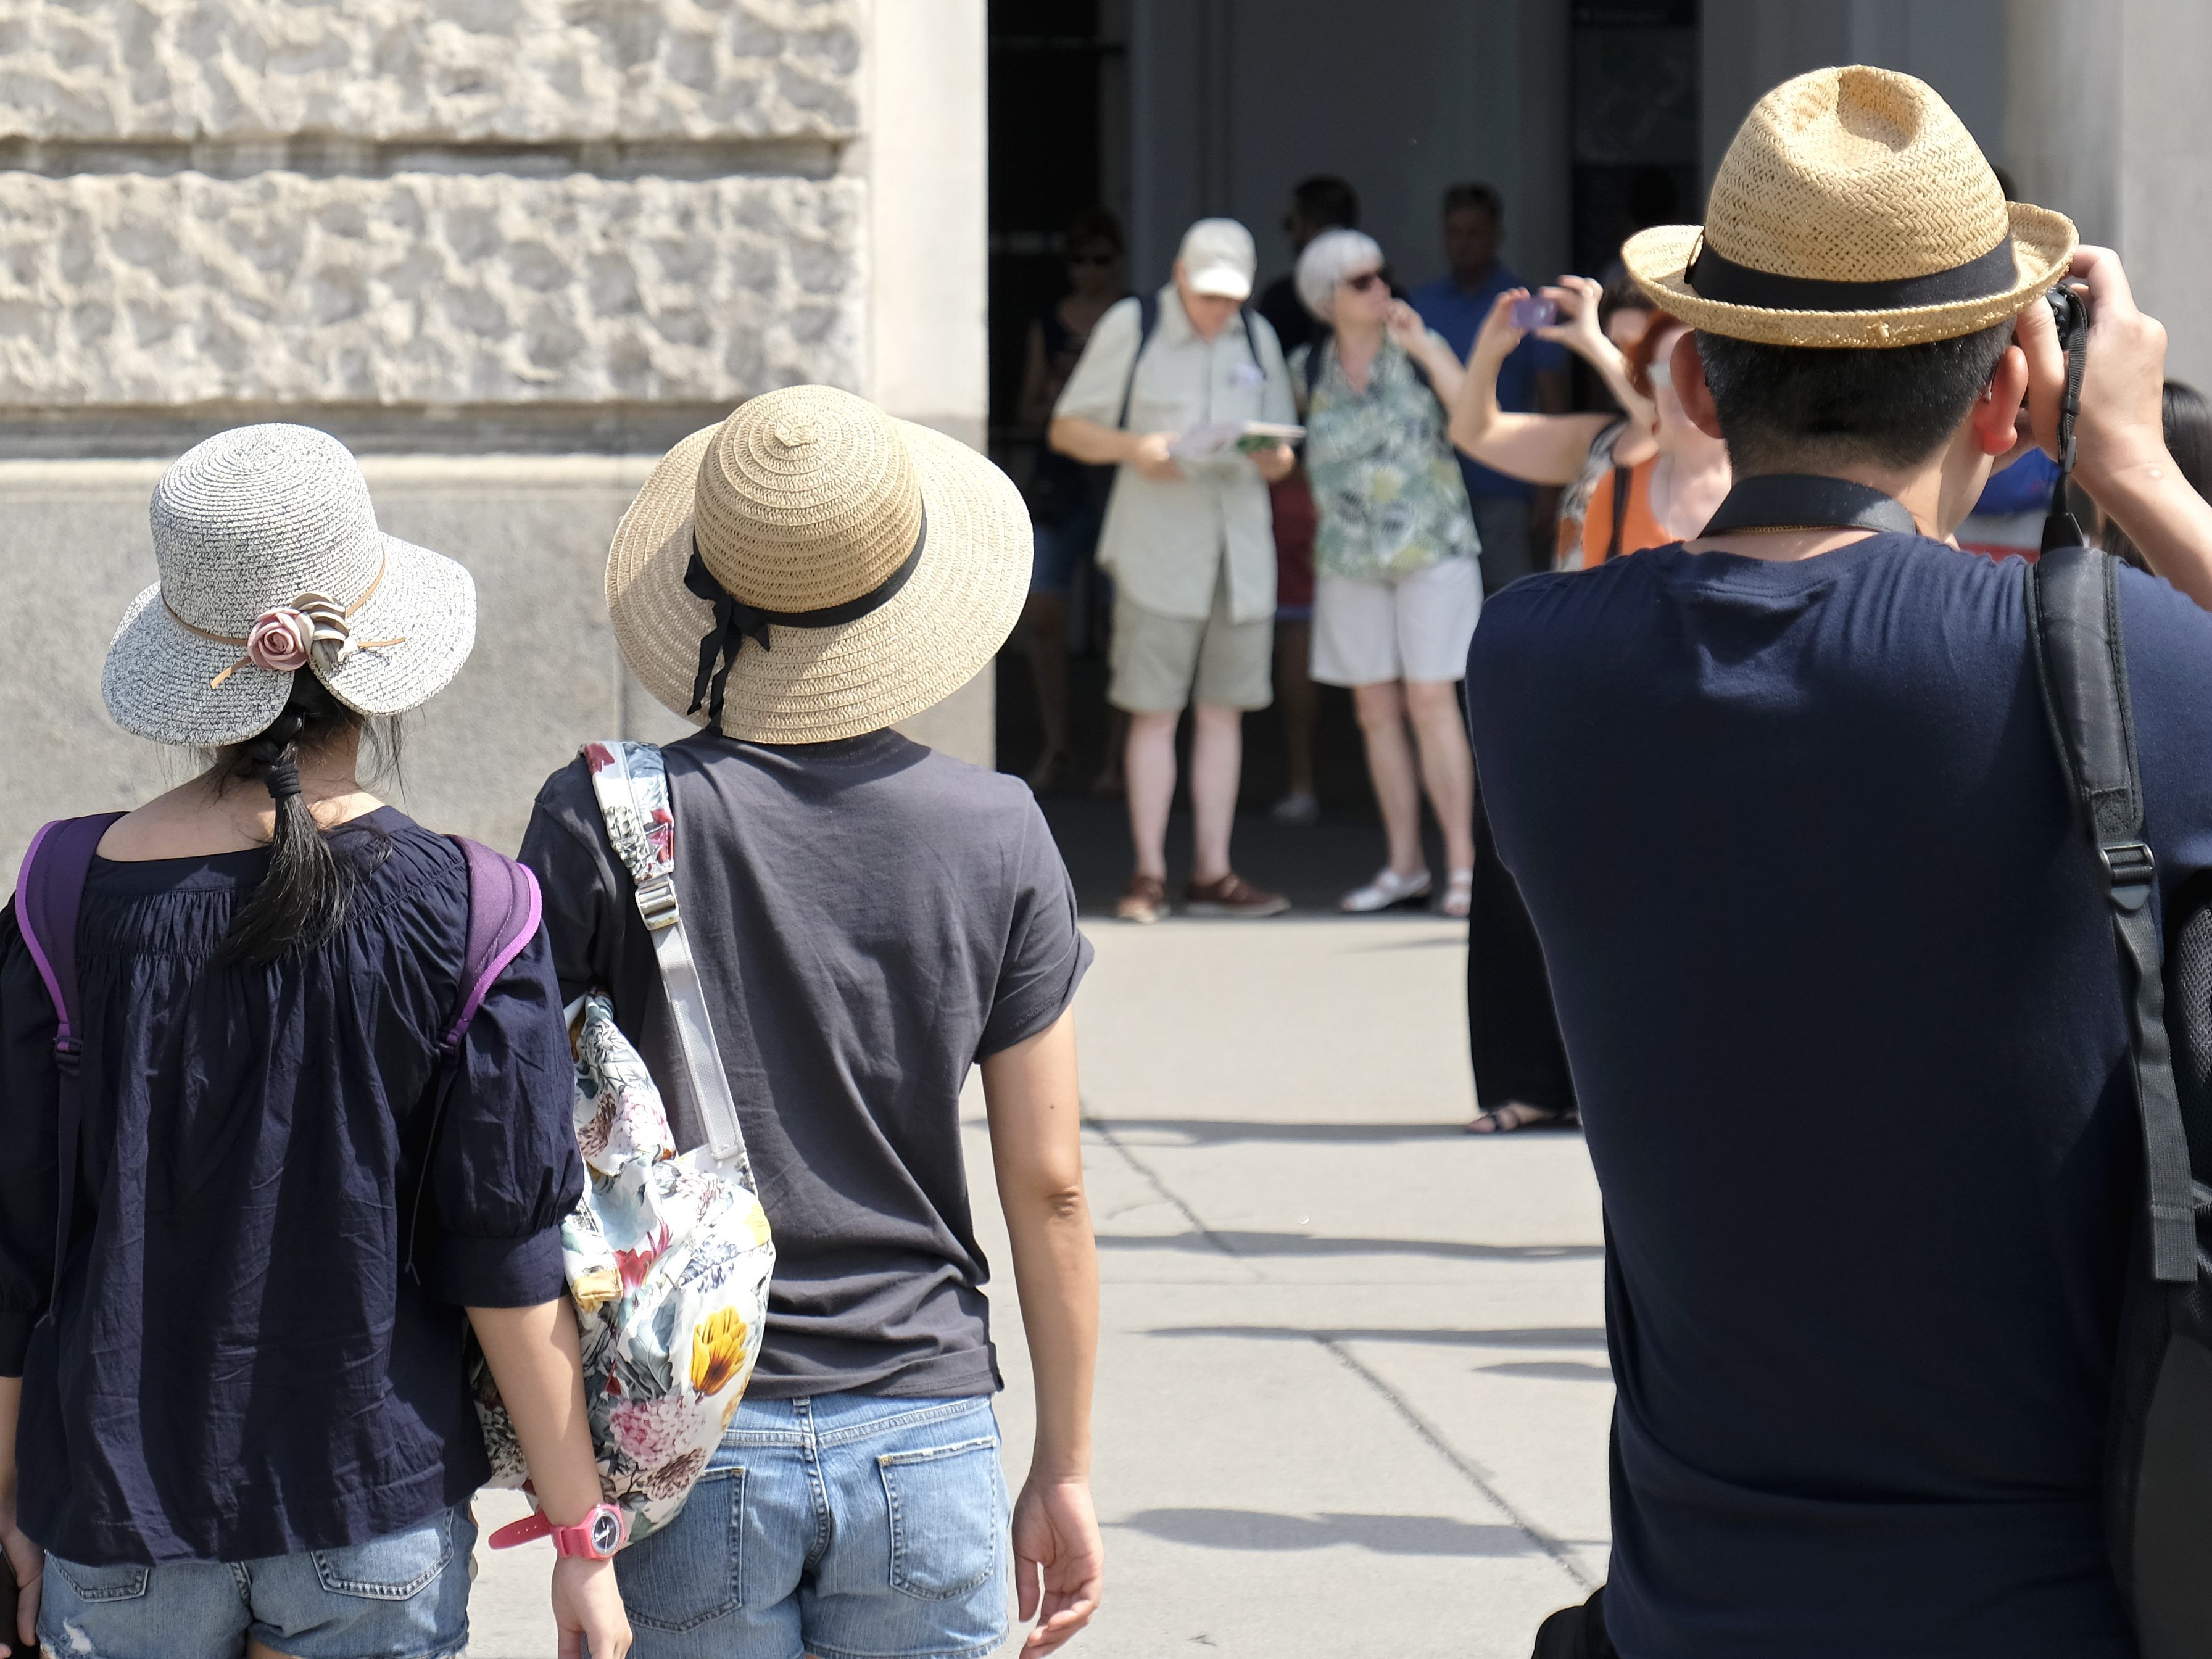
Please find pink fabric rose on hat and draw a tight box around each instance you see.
[244,608,314,674]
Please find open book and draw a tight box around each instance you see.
[1168,421,1305,461]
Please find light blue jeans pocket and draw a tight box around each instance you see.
[616,1465,747,1633]
[621,1392,1010,1659]
[40,1505,473,1659]
[880,1434,1005,1601]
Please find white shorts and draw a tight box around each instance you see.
[1311,555,1481,687]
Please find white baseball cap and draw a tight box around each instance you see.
[1177,218,1256,301]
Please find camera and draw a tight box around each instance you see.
[1511,296,1558,331]
[2047,285,2088,354]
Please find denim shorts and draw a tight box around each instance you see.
[615,1392,1009,1659]
[38,1504,474,1659]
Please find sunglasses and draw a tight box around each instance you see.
[1067,251,1116,268]
[1342,270,1385,294]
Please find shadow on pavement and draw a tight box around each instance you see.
[1037,795,1456,916]
[1099,1231,1604,1262]
[1480,1360,1615,1382]
[1087,1116,1472,1144]
[1149,1325,1609,1349]
[1108,1508,1554,1557]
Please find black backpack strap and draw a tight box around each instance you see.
[2029,544,2198,1283]
[1304,329,1330,403]
[1114,292,1161,431]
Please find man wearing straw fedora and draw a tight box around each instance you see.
[520,387,1102,1658]
[1472,67,2212,1657]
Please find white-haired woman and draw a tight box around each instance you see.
[1290,228,1480,917]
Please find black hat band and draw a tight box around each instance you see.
[1684,234,2018,314]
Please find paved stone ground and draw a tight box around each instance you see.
[469,915,1610,1658]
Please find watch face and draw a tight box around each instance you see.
[589,1508,624,1555]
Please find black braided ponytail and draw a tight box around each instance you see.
[214,671,387,964]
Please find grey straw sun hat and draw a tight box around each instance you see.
[102,423,476,748]
[607,385,1031,744]
[1624,65,2076,349]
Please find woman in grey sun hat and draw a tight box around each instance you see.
[0,423,633,1659]
[102,421,476,747]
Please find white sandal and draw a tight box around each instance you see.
[1439,867,1473,919]
[1340,866,1431,913]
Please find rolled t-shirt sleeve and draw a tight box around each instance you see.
[979,801,1093,1058]
[519,761,624,1007]
[419,926,586,1307]
[1052,295,1143,429]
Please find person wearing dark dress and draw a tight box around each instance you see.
[0,424,625,1658]
[1255,175,1359,825]
[1017,207,1130,795]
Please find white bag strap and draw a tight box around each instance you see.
[585,741,755,1183]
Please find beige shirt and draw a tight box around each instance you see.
[1053,285,1296,624]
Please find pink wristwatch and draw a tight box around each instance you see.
[488,1502,628,1560]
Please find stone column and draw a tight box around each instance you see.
[2007,0,2212,390]
[856,0,993,760]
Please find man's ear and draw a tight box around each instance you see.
[1673,332,1726,441]
[1973,344,2031,457]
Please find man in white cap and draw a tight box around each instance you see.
[1050,217,1298,922]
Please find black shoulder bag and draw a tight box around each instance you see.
[2026,290,2212,1658]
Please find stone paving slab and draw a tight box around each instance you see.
[470,916,1612,1657]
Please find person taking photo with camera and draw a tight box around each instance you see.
[1473,67,2212,1657]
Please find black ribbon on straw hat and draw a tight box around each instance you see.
[684,504,929,728]
[1685,232,2018,312]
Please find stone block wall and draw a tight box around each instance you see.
[0,0,861,144]
[0,0,868,422]
[0,0,998,838]
[0,170,864,407]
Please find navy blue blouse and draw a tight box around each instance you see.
[0,809,584,1566]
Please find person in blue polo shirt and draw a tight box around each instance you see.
[1410,183,1569,593]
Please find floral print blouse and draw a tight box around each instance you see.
[1292,331,1480,583]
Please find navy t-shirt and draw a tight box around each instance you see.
[1467,534,2212,1656]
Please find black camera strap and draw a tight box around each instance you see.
[1697,473,1920,539]
[2043,288,2092,553]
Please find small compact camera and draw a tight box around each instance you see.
[1510,296,1558,331]
[2047,285,2088,354]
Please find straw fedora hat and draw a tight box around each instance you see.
[607,385,1030,744]
[103,423,476,748]
[1625,65,2076,349]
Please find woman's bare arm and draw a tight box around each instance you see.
[1449,287,1617,486]
[982,1011,1102,1655]
[470,1301,632,1658]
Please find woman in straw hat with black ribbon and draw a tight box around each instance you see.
[0,424,629,1658]
[520,386,1103,1658]
[1467,60,2212,1659]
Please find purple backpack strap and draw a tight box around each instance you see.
[402,837,544,1281]
[441,837,544,1054]
[12,813,126,1322]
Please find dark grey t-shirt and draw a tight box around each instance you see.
[520,730,1091,1399]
